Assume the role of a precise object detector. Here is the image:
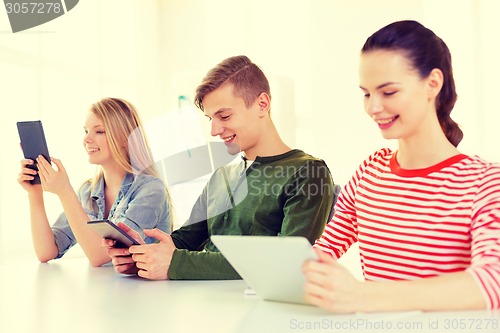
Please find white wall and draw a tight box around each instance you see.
[0,0,166,259]
[1,0,499,261]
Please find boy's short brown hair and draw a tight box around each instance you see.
[194,55,271,111]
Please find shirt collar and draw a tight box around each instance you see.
[91,172,134,200]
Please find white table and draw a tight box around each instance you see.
[1,256,498,333]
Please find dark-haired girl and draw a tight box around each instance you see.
[304,20,500,312]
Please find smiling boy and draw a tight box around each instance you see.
[105,55,335,280]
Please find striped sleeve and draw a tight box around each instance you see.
[314,149,391,258]
[467,164,500,309]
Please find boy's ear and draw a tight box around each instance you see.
[257,92,271,116]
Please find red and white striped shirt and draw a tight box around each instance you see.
[315,148,500,309]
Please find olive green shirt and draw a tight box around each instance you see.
[168,149,334,280]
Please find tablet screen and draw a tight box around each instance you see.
[17,120,51,184]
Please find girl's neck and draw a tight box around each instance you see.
[397,137,460,169]
[396,110,461,169]
[101,165,127,190]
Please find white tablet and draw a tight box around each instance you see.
[211,235,317,305]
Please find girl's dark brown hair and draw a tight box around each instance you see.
[362,20,463,147]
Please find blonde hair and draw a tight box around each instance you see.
[86,97,175,229]
[89,97,157,179]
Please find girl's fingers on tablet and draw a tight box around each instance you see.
[20,159,34,167]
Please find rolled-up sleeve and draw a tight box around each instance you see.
[52,182,94,258]
[52,212,76,259]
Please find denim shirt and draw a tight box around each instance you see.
[52,172,172,259]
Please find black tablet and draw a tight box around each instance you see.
[87,219,140,248]
[16,120,51,184]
